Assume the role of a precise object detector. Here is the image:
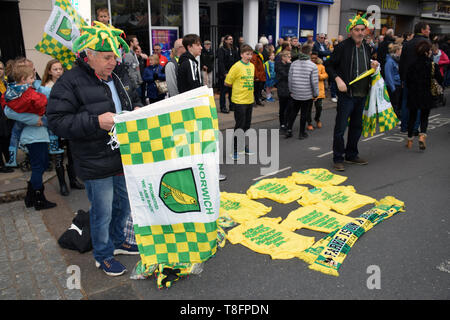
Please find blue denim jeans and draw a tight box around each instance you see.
[84,174,131,262]
[333,93,365,163]
[400,83,420,132]
[26,142,49,190]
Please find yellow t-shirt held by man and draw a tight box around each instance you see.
[225,60,255,105]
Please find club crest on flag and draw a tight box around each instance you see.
[159,168,200,214]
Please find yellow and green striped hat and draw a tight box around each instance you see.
[72,21,129,57]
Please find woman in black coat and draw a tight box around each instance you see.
[406,40,443,150]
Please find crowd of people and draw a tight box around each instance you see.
[0,8,447,277]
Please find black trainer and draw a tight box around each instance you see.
[344,157,368,165]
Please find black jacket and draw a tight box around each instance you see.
[200,48,214,73]
[406,56,443,110]
[377,35,395,73]
[47,58,143,180]
[217,46,238,78]
[177,51,202,94]
[399,34,430,82]
[324,37,372,97]
[275,60,291,97]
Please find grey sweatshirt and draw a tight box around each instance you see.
[288,54,319,101]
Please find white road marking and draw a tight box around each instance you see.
[362,133,385,142]
[253,166,292,181]
[429,113,441,119]
[317,151,333,158]
[436,260,450,274]
[309,147,321,151]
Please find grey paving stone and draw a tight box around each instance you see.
[21,232,36,243]
[15,272,40,300]
[39,282,62,300]
[10,259,31,275]
[0,274,13,290]
[25,247,43,262]
[6,240,22,251]
[63,288,84,300]
[30,259,51,275]
[34,272,54,288]
[9,249,25,262]
[0,287,18,300]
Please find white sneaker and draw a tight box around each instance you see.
[331,97,338,103]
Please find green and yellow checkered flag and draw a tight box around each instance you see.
[35,0,87,69]
[362,68,399,137]
[114,87,220,267]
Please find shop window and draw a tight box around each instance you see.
[111,0,150,54]
[151,0,183,29]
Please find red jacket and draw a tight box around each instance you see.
[0,87,47,116]
[438,51,450,77]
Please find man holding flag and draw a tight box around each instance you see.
[47,22,143,276]
[325,14,379,172]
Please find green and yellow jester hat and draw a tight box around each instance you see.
[72,21,129,57]
[346,13,370,33]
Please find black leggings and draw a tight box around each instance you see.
[0,136,10,166]
[408,108,430,138]
[278,96,291,127]
[286,99,313,134]
[307,99,323,124]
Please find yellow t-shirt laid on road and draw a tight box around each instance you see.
[247,177,309,204]
[227,217,315,260]
[290,168,347,187]
[280,203,356,233]
[225,60,255,105]
[220,192,272,224]
[297,185,376,215]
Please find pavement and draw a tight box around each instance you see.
[0,89,448,302]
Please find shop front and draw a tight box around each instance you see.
[419,1,450,34]
[339,0,420,36]
[276,0,334,42]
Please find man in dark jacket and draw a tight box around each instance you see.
[398,22,430,133]
[376,29,395,77]
[177,34,203,94]
[313,33,331,61]
[47,24,143,277]
[200,40,214,88]
[218,35,238,113]
[325,14,379,172]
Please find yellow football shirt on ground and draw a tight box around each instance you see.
[291,168,347,187]
[247,177,309,204]
[297,186,376,215]
[220,192,272,224]
[225,60,255,105]
[280,203,356,233]
[227,217,315,259]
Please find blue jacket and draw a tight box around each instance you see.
[142,64,166,99]
[384,54,401,92]
[4,107,49,145]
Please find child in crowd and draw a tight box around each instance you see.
[96,7,110,25]
[2,59,63,168]
[225,44,255,160]
[2,64,56,210]
[142,54,166,104]
[264,52,277,102]
[309,51,328,130]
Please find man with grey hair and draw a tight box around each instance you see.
[377,28,395,77]
[313,33,331,61]
[250,43,266,106]
[165,38,186,97]
[47,25,143,276]
[285,44,319,139]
